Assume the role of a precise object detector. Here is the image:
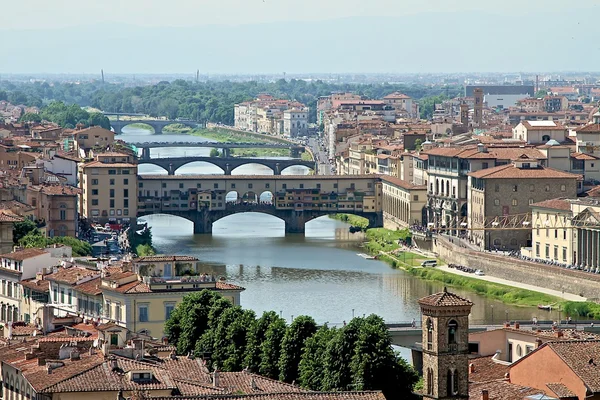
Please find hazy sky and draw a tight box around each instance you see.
[3,0,591,29]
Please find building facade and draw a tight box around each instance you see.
[381,176,427,229]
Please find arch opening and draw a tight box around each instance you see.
[241,191,258,204]
[259,191,274,205]
[121,123,156,134]
[137,214,194,235]
[174,161,225,175]
[226,191,239,205]
[280,165,312,175]
[231,163,275,176]
[138,163,169,175]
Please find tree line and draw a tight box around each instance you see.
[1,79,462,125]
[19,101,110,130]
[165,290,419,399]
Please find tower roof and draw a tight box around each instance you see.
[418,287,473,307]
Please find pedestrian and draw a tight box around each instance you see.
[532,317,537,325]
[592,322,595,328]
[343,320,347,327]
[411,318,416,328]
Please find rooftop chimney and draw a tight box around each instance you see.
[469,363,475,373]
[212,369,220,387]
[69,351,80,361]
[482,389,489,400]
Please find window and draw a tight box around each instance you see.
[108,169,116,175]
[448,320,458,344]
[105,300,111,318]
[115,302,121,321]
[545,185,550,192]
[139,182,143,188]
[92,179,99,185]
[197,183,202,188]
[110,189,115,198]
[333,183,338,189]
[494,184,500,192]
[535,242,540,257]
[427,368,433,395]
[162,183,166,188]
[123,189,129,198]
[512,199,518,206]
[110,199,115,208]
[317,183,321,189]
[494,199,500,206]
[91,199,99,206]
[92,189,99,195]
[564,230,567,240]
[563,247,567,262]
[554,245,558,260]
[447,370,459,396]
[282,184,287,189]
[231,183,236,189]
[179,183,184,189]
[124,179,128,185]
[560,184,566,192]
[138,304,149,322]
[414,195,419,201]
[265,183,270,189]
[529,198,534,205]
[512,185,518,192]
[214,183,219,189]
[124,199,129,208]
[545,244,550,258]
[132,372,152,382]
[555,230,558,239]
[516,344,523,357]
[164,263,172,278]
[426,318,433,350]
[165,303,175,320]
[60,289,65,304]
[110,179,115,185]
[110,333,119,346]
[122,169,130,175]
[530,184,535,192]
[482,162,489,169]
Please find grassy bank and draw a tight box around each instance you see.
[301,151,314,161]
[361,227,583,309]
[330,214,370,231]
[163,125,293,157]
[128,122,155,130]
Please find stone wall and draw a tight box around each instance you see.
[434,235,600,299]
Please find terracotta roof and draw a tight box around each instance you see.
[74,277,102,295]
[218,370,305,394]
[45,267,100,285]
[381,175,427,191]
[468,164,581,180]
[40,355,177,394]
[468,356,510,384]
[0,248,47,261]
[175,379,226,395]
[418,288,473,307]
[0,211,24,222]
[215,281,245,291]
[577,123,600,133]
[20,277,50,293]
[37,336,96,343]
[469,380,544,400]
[547,382,577,398]
[545,341,600,392]
[135,255,199,263]
[530,199,572,211]
[149,393,386,400]
[571,152,599,161]
[82,161,136,168]
[521,120,566,130]
[0,200,34,212]
[28,184,80,196]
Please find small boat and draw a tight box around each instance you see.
[538,304,553,311]
[357,253,376,260]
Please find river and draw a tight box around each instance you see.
[121,126,563,330]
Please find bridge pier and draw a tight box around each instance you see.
[274,163,281,175]
[168,163,175,175]
[225,164,231,175]
[141,148,151,160]
[154,125,163,135]
[222,148,231,158]
[192,210,213,234]
[367,212,384,228]
[284,211,306,234]
[112,124,122,134]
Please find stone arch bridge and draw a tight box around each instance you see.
[137,174,383,234]
[111,120,200,134]
[137,156,315,175]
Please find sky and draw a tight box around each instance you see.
[2,0,590,30]
[1,0,598,74]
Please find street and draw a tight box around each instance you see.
[308,137,333,175]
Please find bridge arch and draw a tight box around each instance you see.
[138,163,169,176]
[259,190,274,204]
[226,190,239,204]
[280,164,313,175]
[117,122,156,134]
[230,163,275,175]
[173,161,226,175]
[241,191,258,204]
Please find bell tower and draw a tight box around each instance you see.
[419,288,473,400]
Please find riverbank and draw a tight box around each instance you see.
[362,227,587,311]
[329,214,369,231]
[163,125,291,157]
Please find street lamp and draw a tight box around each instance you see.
[491,305,494,325]
[352,309,355,319]
[505,310,509,323]
[279,310,282,318]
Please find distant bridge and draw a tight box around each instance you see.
[131,141,306,159]
[110,119,201,134]
[137,156,315,175]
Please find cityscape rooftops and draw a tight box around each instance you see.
[468,163,581,180]
[0,248,47,261]
[530,198,572,211]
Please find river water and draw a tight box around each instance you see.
[121,126,562,331]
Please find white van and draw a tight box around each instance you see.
[421,260,437,267]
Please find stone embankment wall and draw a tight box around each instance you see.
[434,236,600,299]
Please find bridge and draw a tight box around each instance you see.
[137,174,383,234]
[137,156,315,175]
[110,120,201,134]
[130,141,306,158]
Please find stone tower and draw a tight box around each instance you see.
[419,288,473,400]
[473,88,483,126]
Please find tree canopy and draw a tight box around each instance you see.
[165,290,419,399]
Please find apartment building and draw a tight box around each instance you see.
[468,158,579,251]
[512,120,567,144]
[382,92,414,118]
[79,160,138,225]
[26,184,79,237]
[234,95,308,136]
[283,108,309,137]
[381,176,427,229]
[73,126,115,152]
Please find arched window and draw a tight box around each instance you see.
[427,368,434,395]
[426,318,433,350]
[447,369,459,395]
[448,320,458,344]
[542,135,551,142]
[446,181,450,197]
[493,238,502,246]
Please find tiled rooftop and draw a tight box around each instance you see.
[468,164,580,180]
[468,356,510,383]
[545,341,600,392]
[135,255,199,263]
[0,248,48,261]
[469,380,544,400]
[530,198,572,211]
[419,288,473,307]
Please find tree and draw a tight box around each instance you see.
[414,139,423,151]
[259,317,287,379]
[535,89,548,98]
[19,113,41,123]
[321,318,365,391]
[350,315,418,399]
[278,315,318,383]
[298,325,336,390]
[87,112,111,129]
[209,148,221,157]
[195,297,234,366]
[13,219,38,243]
[135,244,156,256]
[244,311,279,372]
[164,290,221,355]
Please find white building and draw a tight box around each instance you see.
[512,120,567,144]
[283,108,308,137]
[43,153,80,186]
[0,248,54,323]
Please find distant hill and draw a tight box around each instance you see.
[3,9,598,74]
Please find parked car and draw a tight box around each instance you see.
[475,269,485,276]
[421,260,437,267]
